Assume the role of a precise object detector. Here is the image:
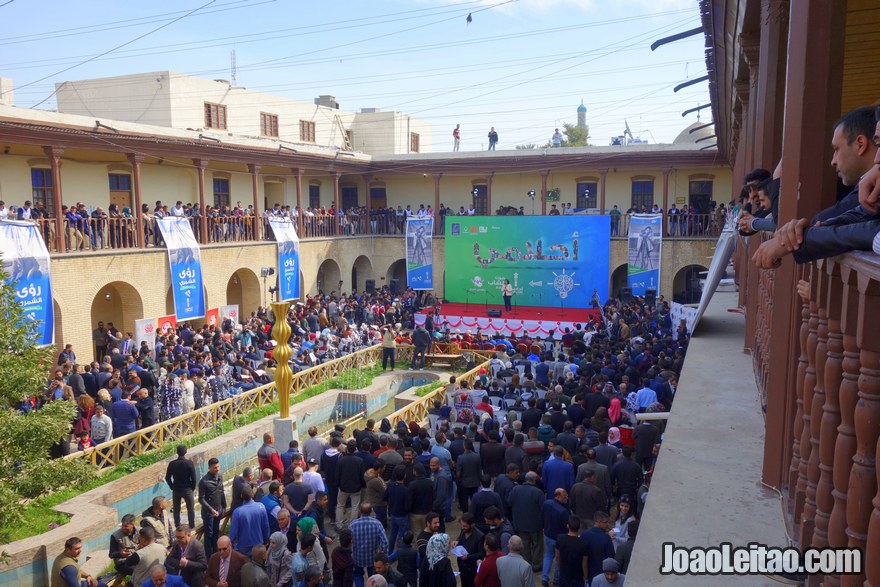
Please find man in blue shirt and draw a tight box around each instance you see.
[580,511,616,584]
[229,486,270,557]
[110,390,140,436]
[542,446,574,496]
[541,488,569,587]
[349,503,388,587]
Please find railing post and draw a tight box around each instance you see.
[795,268,820,529]
[845,273,880,586]
[829,265,860,554]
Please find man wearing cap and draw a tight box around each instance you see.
[590,558,625,586]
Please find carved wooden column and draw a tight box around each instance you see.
[846,273,880,586]
[433,174,442,235]
[661,168,671,236]
[127,153,145,249]
[292,168,303,235]
[193,158,208,244]
[789,264,811,496]
[794,269,820,529]
[540,170,549,215]
[248,163,262,241]
[43,146,65,253]
[753,0,789,168]
[486,172,494,216]
[813,260,843,554]
[332,172,341,212]
[803,265,829,549]
[829,265,860,560]
[599,168,608,214]
[362,173,373,235]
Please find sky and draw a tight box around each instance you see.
[0,0,712,152]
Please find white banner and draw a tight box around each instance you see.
[692,228,737,332]
[670,302,698,340]
[134,317,158,358]
[220,304,240,325]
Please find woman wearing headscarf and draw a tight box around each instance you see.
[608,427,623,449]
[297,516,327,575]
[590,406,612,437]
[607,397,624,427]
[378,418,392,441]
[267,531,294,587]
[422,533,455,587]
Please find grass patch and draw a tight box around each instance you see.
[415,382,443,397]
[0,364,383,545]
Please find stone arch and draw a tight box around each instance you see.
[91,282,144,338]
[316,259,342,295]
[386,259,407,294]
[351,255,373,293]
[226,267,261,317]
[673,264,708,305]
[610,263,628,298]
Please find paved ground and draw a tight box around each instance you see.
[624,290,790,586]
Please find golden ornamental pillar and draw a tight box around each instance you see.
[270,301,293,418]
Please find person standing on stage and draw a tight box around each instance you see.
[502,279,513,312]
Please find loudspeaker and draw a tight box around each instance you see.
[390,279,400,295]
[645,288,657,306]
[619,287,633,303]
[365,279,376,294]
[487,308,502,318]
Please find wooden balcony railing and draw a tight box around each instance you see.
[65,343,396,468]
[748,250,880,586]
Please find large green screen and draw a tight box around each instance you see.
[444,216,610,309]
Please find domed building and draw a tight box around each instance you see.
[672,121,716,147]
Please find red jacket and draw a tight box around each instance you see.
[474,551,502,587]
[257,443,284,479]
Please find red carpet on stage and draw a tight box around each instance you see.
[416,303,602,338]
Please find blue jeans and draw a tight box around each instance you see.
[353,565,374,587]
[389,514,410,550]
[542,535,560,584]
[202,513,221,558]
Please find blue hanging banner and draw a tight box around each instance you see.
[157,217,206,321]
[406,217,434,290]
[627,214,663,296]
[268,219,301,300]
[0,220,54,345]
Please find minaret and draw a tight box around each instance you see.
[577,100,587,128]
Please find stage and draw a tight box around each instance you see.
[415,303,602,339]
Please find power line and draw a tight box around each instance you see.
[13,0,223,105]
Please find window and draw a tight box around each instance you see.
[472,185,488,215]
[689,180,714,214]
[31,168,54,216]
[260,112,279,137]
[576,182,598,208]
[213,178,230,208]
[204,102,227,130]
[410,132,420,153]
[300,120,316,143]
[631,180,654,210]
[109,174,133,210]
[309,184,321,209]
[108,174,131,191]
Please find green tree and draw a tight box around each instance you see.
[560,123,590,147]
[0,265,94,534]
[516,143,538,150]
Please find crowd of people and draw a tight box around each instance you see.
[29,287,444,456]
[51,296,687,587]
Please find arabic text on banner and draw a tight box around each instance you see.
[268,219,301,300]
[0,220,54,345]
[157,218,206,320]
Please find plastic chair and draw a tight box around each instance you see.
[488,396,503,409]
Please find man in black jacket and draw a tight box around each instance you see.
[456,440,482,514]
[165,444,197,528]
[198,457,226,558]
[610,447,644,502]
[409,325,431,370]
[469,474,503,532]
[408,463,434,534]
[334,440,364,527]
[109,513,138,576]
[165,523,207,587]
